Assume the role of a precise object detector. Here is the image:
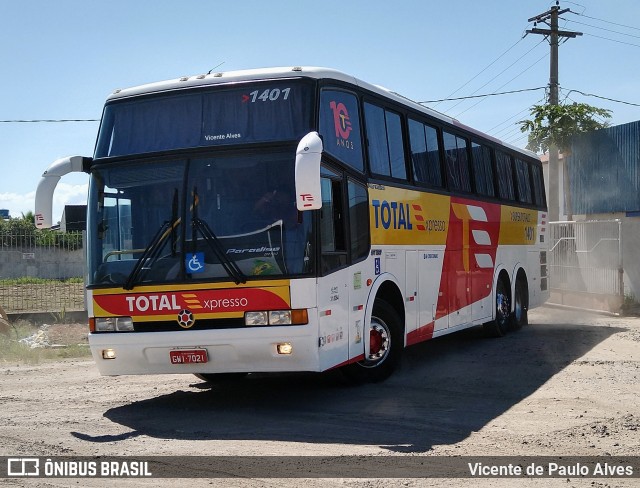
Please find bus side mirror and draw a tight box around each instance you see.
[294,132,323,211]
[35,155,92,229]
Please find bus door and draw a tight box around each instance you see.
[317,167,371,369]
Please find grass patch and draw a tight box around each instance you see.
[0,321,91,365]
[0,277,83,285]
[1,280,85,314]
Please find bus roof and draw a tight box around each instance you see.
[107,66,538,160]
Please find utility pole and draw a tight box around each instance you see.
[526,2,582,221]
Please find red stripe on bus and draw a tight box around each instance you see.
[406,322,435,346]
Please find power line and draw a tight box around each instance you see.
[496,125,524,141]
[505,132,528,146]
[419,86,546,104]
[581,31,640,48]
[452,51,549,118]
[564,89,640,107]
[561,91,609,125]
[488,96,546,135]
[565,18,640,39]
[0,119,99,123]
[430,37,525,108]
[569,11,640,32]
[442,39,547,112]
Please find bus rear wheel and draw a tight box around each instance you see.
[342,300,402,383]
[511,276,529,330]
[484,277,511,337]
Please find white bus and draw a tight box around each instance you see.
[35,67,548,383]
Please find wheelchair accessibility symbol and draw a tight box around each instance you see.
[186,252,205,273]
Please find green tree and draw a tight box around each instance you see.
[0,214,82,250]
[20,211,35,223]
[519,102,612,154]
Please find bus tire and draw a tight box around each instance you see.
[484,276,511,338]
[511,275,529,330]
[342,299,403,384]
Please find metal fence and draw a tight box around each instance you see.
[549,220,623,312]
[0,230,85,313]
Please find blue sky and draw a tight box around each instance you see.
[1,0,639,221]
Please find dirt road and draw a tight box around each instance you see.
[1,306,638,487]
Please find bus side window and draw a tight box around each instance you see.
[364,102,407,180]
[320,174,347,274]
[515,158,533,204]
[531,164,546,207]
[496,151,516,201]
[409,119,443,188]
[348,179,370,261]
[471,141,495,197]
[319,89,364,173]
[443,131,472,193]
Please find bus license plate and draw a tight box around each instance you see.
[170,349,208,365]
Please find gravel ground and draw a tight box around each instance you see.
[0,306,638,487]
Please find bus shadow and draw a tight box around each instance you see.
[77,320,622,453]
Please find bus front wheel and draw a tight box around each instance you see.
[342,300,402,383]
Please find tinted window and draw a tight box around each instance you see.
[348,179,369,260]
[531,163,545,207]
[365,103,389,176]
[409,119,442,187]
[96,82,313,158]
[320,175,347,274]
[319,89,364,172]
[471,142,495,197]
[364,103,407,180]
[496,151,516,201]
[443,131,471,192]
[515,158,533,204]
[386,112,407,179]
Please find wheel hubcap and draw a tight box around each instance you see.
[497,292,510,323]
[367,321,390,361]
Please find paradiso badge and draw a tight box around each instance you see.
[177,309,195,329]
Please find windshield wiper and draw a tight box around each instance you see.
[191,187,246,285]
[124,189,180,290]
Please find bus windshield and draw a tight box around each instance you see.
[87,151,314,287]
[95,81,313,158]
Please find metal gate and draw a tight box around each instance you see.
[548,220,623,313]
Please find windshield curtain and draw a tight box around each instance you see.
[95,81,313,158]
[87,152,314,287]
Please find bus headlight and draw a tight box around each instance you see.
[268,310,291,325]
[245,311,269,326]
[94,316,134,332]
[244,310,308,326]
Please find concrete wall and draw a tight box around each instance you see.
[0,247,84,280]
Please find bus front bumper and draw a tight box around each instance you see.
[88,325,319,376]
